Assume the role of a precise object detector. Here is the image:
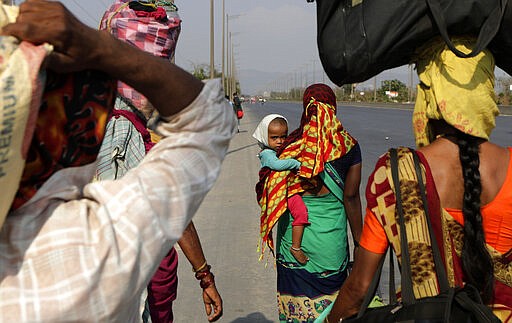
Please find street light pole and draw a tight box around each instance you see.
[222,0,226,90]
[225,14,241,98]
[408,64,413,102]
[210,0,215,79]
[230,38,241,96]
[227,31,231,98]
[230,33,236,96]
[228,32,236,96]
[303,64,308,87]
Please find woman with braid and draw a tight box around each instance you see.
[325,38,512,322]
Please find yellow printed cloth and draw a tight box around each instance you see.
[413,37,499,147]
[367,147,512,320]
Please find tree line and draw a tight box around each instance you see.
[268,77,512,105]
[190,63,512,105]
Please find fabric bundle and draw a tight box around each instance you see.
[0,5,117,224]
[99,0,181,111]
[413,37,499,147]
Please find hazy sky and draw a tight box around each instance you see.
[58,0,320,76]
[19,1,509,93]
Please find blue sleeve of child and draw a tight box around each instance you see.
[260,149,301,171]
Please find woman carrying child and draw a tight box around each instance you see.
[255,84,363,322]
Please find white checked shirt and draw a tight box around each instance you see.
[0,80,237,322]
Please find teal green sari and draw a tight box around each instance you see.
[276,165,349,322]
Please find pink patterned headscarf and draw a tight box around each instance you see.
[99,0,181,111]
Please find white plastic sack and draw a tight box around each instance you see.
[0,5,51,227]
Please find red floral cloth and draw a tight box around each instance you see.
[13,71,116,210]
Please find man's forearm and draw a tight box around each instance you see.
[95,31,203,118]
[177,221,207,271]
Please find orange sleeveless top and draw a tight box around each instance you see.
[361,147,512,254]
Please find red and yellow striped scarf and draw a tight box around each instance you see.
[256,84,356,256]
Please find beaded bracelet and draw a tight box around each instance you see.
[199,272,215,289]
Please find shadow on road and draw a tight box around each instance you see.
[230,312,274,323]
[240,119,260,128]
[227,143,258,155]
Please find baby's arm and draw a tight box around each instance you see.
[259,149,301,171]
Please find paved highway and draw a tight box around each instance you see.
[172,101,511,322]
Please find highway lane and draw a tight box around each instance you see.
[252,101,511,196]
[172,101,511,322]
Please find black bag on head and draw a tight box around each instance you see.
[314,0,509,86]
[489,2,512,76]
[344,148,501,323]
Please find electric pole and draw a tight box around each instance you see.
[210,0,215,79]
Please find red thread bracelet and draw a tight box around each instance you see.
[194,265,211,280]
[199,273,215,289]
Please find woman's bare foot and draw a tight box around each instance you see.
[290,246,309,265]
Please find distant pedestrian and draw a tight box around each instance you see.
[253,114,310,265]
[233,92,243,132]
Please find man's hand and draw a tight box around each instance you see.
[202,284,223,322]
[1,0,103,72]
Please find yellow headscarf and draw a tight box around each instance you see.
[413,37,499,147]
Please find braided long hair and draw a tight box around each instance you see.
[455,132,494,303]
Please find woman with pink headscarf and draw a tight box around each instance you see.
[96,2,222,322]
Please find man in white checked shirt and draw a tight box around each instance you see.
[0,0,236,321]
